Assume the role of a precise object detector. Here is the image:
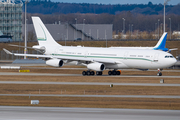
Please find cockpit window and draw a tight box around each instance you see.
[165,55,174,58]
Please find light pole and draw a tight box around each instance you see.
[131,24,133,38]
[164,0,170,33]
[97,29,99,40]
[122,18,125,35]
[105,29,107,48]
[169,18,171,39]
[24,0,28,59]
[75,18,77,39]
[82,19,85,40]
[158,19,160,39]
[57,33,59,40]
[155,23,157,38]
[89,29,91,39]
[66,23,68,41]
[129,24,130,37]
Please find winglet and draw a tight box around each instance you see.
[3,48,13,55]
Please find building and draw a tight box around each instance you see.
[0,0,23,41]
[172,31,180,39]
[22,23,113,41]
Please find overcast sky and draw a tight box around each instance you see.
[52,0,179,5]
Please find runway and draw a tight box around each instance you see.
[0,72,180,78]
[1,81,180,86]
[1,94,180,99]
[0,106,180,120]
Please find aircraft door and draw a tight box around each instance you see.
[55,47,59,54]
[123,51,128,60]
[84,51,88,58]
[153,53,159,62]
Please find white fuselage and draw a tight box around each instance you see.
[44,45,177,70]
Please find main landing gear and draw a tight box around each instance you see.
[82,70,121,76]
[157,68,162,76]
[82,71,103,76]
[82,71,95,76]
[108,70,121,75]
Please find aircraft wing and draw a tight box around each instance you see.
[3,48,116,64]
[3,48,53,58]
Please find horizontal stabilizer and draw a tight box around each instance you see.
[9,44,34,49]
[169,48,178,53]
[169,48,178,51]
[3,48,13,55]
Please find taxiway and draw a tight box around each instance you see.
[0,81,180,86]
[0,106,180,120]
[0,72,180,78]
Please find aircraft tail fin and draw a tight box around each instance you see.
[32,16,61,47]
[154,32,168,51]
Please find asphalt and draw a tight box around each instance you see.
[0,106,180,120]
[0,72,180,78]
[0,81,180,86]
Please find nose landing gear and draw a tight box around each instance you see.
[157,68,162,76]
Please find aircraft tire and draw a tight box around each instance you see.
[87,71,91,76]
[112,70,117,75]
[116,71,121,75]
[82,71,87,76]
[108,71,112,75]
[157,72,162,76]
[96,71,102,76]
[91,71,95,75]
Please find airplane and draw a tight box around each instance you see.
[3,16,177,76]
[110,32,177,52]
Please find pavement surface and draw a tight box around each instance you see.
[0,106,180,120]
[0,72,180,78]
[0,81,180,86]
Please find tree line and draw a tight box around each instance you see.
[26,12,180,36]
[23,0,180,39]
[25,0,180,15]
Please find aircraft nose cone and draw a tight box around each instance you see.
[169,58,177,67]
[173,58,177,65]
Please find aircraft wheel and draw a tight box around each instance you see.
[82,71,87,76]
[87,71,91,76]
[108,71,112,75]
[157,72,162,76]
[112,70,117,75]
[96,71,103,76]
[116,71,121,75]
[99,71,102,75]
[91,71,95,75]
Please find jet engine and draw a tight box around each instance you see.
[87,62,105,71]
[46,59,63,67]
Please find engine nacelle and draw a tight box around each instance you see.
[87,62,105,71]
[46,59,63,67]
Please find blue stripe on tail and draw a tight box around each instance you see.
[154,33,168,51]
